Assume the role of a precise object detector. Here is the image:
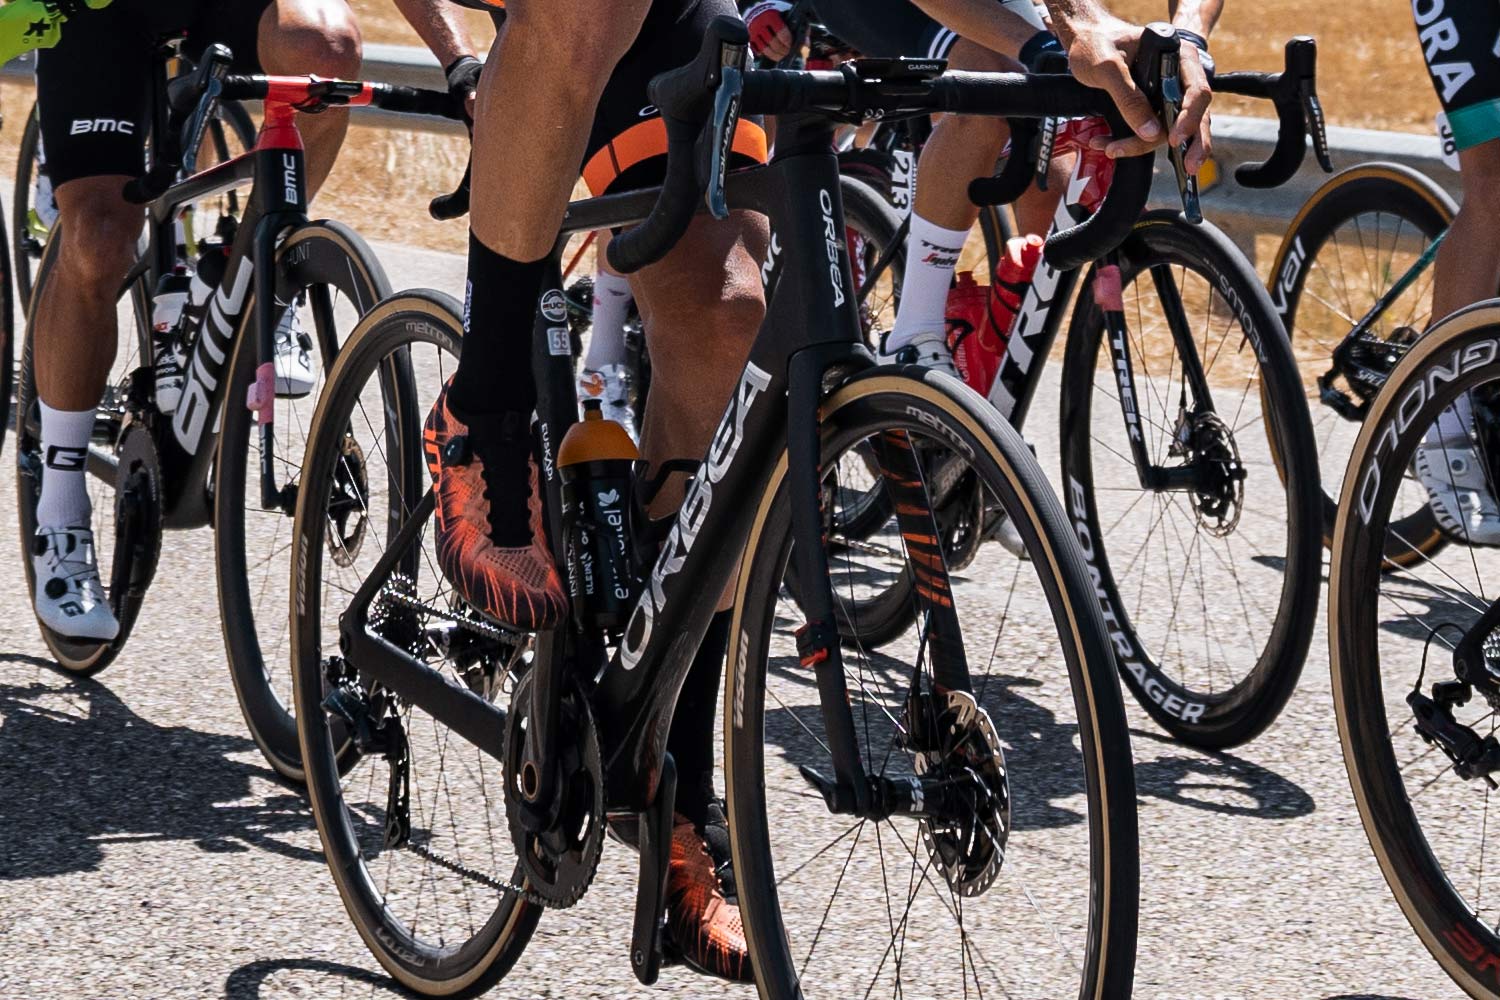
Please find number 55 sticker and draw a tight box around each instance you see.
[1437,111,1460,172]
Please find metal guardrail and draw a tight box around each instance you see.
[1,43,1460,224]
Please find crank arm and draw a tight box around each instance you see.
[630,754,677,985]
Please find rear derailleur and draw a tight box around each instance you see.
[1409,598,1500,786]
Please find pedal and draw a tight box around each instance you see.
[629,754,677,986]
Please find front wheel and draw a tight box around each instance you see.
[1331,301,1500,1000]
[1059,213,1322,748]
[726,370,1138,999]
[214,220,391,781]
[293,291,541,996]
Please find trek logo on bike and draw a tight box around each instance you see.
[620,361,773,671]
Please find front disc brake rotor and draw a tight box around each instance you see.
[914,688,1010,896]
[503,672,605,908]
[1185,410,1245,537]
[326,431,369,567]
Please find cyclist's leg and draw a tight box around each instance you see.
[578,246,638,437]
[253,0,363,194]
[420,0,650,631]
[28,4,157,639]
[1412,1,1500,539]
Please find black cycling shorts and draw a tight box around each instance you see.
[578,0,767,195]
[1413,0,1500,150]
[37,0,271,188]
[810,0,1044,61]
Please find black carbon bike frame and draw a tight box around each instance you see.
[340,111,970,828]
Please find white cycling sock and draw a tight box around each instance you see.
[583,270,633,370]
[886,215,970,352]
[36,401,93,530]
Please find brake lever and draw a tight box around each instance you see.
[1159,51,1203,224]
[1301,79,1333,172]
[705,63,744,220]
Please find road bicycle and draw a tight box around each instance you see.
[290,18,1187,997]
[1269,160,1458,565]
[1328,299,1500,1000]
[14,46,462,783]
[806,37,1333,748]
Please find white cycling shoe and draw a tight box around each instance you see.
[274,305,316,399]
[32,525,120,642]
[878,328,960,379]
[1415,433,1500,545]
[577,363,638,441]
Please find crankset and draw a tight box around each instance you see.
[504,671,605,908]
[109,420,164,632]
[1317,326,1420,422]
[903,686,1011,896]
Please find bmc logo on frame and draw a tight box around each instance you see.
[70,118,136,136]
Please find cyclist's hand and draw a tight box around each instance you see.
[445,55,483,126]
[1057,13,1170,160]
[1174,41,1213,174]
[744,0,794,62]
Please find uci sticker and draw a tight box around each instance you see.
[547,326,570,356]
[1437,111,1460,172]
[540,289,568,323]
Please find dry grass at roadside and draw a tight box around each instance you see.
[0,3,1436,261]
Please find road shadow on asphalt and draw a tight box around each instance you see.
[1130,730,1316,820]
[760,646,1316,829]
[225,959,410,999]
[0,674,321,880]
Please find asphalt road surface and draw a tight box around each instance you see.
[0,241,1468,1000]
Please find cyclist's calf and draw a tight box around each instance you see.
[31,177,144,409]
[1432,141,1500,324]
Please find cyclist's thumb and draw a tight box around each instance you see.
[1107,77,1161,145]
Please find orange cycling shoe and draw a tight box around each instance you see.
[423,381,567,631]
[666,803,754,983]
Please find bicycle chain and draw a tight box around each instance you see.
[379,585,527,646]
[404,841,554,908]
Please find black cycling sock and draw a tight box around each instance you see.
[449,231,543,419]
[668,610,732,828]
[467,411,535,549]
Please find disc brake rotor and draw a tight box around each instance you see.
[504,672,605,908]
[913,688,1010,897]
[326,431,369,567]
[1181,410,1245,537]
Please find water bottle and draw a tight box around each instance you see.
[558,398,640,630]
[150,265,192,413]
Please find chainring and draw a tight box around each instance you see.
[110,421,164,620]
[503,671,605,908]
[913,688,1011,897]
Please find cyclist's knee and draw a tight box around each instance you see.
[259,0,363,80]
[1458,141,1500,211]
[948,39,1019,74]
[53,182,140,290]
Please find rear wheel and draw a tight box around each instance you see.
[1059,213,1321,748]
[293,291,541,996]
[727,371,1138,999]
[1273,162,1455,566]
[1331,302,1500,1000]
[214,221,390,781]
